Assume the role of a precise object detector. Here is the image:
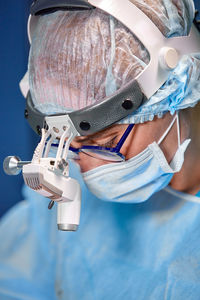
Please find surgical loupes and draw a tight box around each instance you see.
[4,115,81,232]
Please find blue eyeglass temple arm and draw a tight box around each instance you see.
[114,124,135,152]
[52,124,135,153]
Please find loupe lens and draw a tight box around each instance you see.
[80,149,124,162]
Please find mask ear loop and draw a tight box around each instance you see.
[176,111,180,148]
[157,112,179,146]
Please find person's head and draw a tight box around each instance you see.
[27,0,200,200]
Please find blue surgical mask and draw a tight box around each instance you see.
[82,113,191,203]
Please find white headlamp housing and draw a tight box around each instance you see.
[22,115,81,231]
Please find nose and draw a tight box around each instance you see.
[69,137,83,149]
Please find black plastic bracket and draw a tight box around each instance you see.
[30,0,95,15]
[25,79,145,136]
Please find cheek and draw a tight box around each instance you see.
[122,123,159,159]
[76,153,111,172]
[123,113,178,161]
[159,121,180,163]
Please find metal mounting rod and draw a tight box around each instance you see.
[3,156,31,176]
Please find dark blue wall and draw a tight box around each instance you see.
[0,0,200,218]
[0,1,38,217]
[195,0,200,12]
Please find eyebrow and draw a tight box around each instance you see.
[75,126,122,143]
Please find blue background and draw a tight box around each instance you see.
[0,1,200,217]
[0,1,39,217]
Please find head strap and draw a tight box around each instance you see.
[25,80,145,136]
[30,0,94,15]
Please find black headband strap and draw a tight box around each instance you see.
[25,79,146,136]
[31,0,95,15]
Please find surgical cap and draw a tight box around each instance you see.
[28,0,200,124]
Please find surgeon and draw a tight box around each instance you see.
[1,0,200,299]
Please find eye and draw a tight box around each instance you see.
[97,136,117,148]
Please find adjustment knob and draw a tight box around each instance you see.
[159,47,179,70]
[3,156,31,176]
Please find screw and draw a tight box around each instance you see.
[53,127,59,133]
[80,121,91,131]
[48,200,55,210]
[122,99,133,110]
[58,159,68,171]
[36,125,41,135]
[44,121,49,130]
[24,109,29,119]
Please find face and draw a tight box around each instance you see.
[70,111,185,173]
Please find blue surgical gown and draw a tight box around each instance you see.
[1,165,200,300]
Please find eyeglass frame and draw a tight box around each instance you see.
[69,124,134,161]
[51,124,134,161]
